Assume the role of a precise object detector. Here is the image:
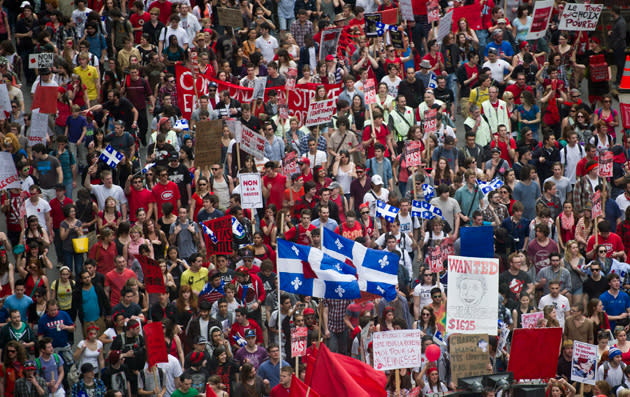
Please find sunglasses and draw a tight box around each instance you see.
[432,295,441,298]
[592,268,600,272]
[598,250,607,253]
[360,211,369,215]
[211,168,220,171]
[7,349,16,353]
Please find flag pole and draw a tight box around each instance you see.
[277,249,282,382]
[395,369,400,395]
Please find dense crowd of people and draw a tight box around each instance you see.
[0,0,626,396]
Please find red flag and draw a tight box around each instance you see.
[134,255,166,294]
[451,3,482,31]
[508,328,562,380]
[309,344,387,397]
[205,384,218,397]
[290,375,320,397]
[378,8,398,25]
[620,102,630,130]
[32,85,58,114]
[144,322,169,368]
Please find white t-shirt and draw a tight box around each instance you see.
[24,198,51,231]
[157,354,183,397]
[90,184,128,211]
[483,59,511,83]
[77,340,103,373]
[413,282,445,311]
[537,293,571,329]
[559,144,584,184]
[255,35,279,63]
[397,213,420,236]
[303,151,327,169]
[159,26,190,48]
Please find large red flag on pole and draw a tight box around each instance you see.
[144,322,169,368]
[289,375,320,397]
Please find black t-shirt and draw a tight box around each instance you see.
[110,333,146,371]
[512,64,538,87]
[499,270,532,310]
[167,163,192,207]
[583,276,609,302]
[183,367,210,391]
[102,364,131,394]
[102,98,136,130]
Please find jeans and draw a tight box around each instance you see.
[446,73,458,107]
[477,30,489,53]
[279,17,295,31]
[613,47,626,85]
[326,329,348,354]
[398,181,408,198]
[63,249,84,275]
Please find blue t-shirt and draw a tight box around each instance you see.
[37,310,74,347]
[600,290,630,329]
[37,353,65,385]
[65,115,88,143]
[4,295,33,321]
[82,286,100,322]
[485,41,515,57]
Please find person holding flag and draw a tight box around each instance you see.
[232,266,266,327]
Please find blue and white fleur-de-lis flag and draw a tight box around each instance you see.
[278,239,360,299]
[174,119,190,131]
[477,178,504,195]
[375,21,398,37]
[321,228,398,300]
[99,145,124,168]
[201,223,218,244]
[422,184,435,200]
[428,72,438,89]
[232,216,245,239]
[411,200,445,220]
[376,200,400,223]
[141,162,156,174]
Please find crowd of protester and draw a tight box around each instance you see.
[0,0,626,396]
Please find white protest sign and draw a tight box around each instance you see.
[364,79,377,105]
[305,99,336,127]
[526,0,554,40]
[29,109,49,146]
[238,173,263,209]
[520,311,544,329]
[405,141,423,168]
[558,3,603,31]
[319,28,343,61]
[240,125,266,159]
[28,53,54,69]
[0,152,20,189]
[373,330,423,371]
[285,68,298,91]
[571,341,597,385]
[226,118,242,142]
[253,77,267,100]
[399,0,414,21]
[291,327,308,358]
[0,84,11,119]
[446,256,499,335]
[437,11,453,45]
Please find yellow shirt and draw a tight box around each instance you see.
[469,86,489,109]
[73,65,99,101]
[180,268,209,293]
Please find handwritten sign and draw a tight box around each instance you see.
[598,151,613,178]
[304,99,336,127]
[291,327,308,358]
[239,173,263,209]
[217,7,243,27]
[405,141,423,168]
[283,151,298,176]
[29,109,49,146]
[427,0,440,23]
[240,125,266,159]
[449,334,490,384]
[285,68,297,91]
[592,191,602,219]
[0,152,19,190]
[365,13,381,37]
[364,79,377,106]
[436,10,453,44]
[373,330,423,371]
[428,245,444,273]
[521,311,544,329]
[319,28,342,61]
[558,3,603,31]
[28,53,54,69]
[399,0,414,21]
[423,108,438,136]
[527,0,554,40]
[571,341,597,385]
[203,215,233,257]
[226,118,242,142]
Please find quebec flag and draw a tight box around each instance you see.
[376,200,400,223]
[277,239,360,300]
[232,217,245,239]
[322,228,398,301]
[422,184,435,200]
[477,178,504,195]
[411,200,444,220]
[99,145,124,168]
[201,223,218,244]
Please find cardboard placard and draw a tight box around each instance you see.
[437,11,453,49]
[319,28,343,61]
[203,215,234,256]
[194,120,224,170]
[449,334,491,385]
[428,245,444,273]
[285,68,298,91]
[390,30,404,49]
[372,330,423,371]
[364,79,377,105]
[283,151,298,176]
[527,0,554,40]
[239,173,264,209]
[28,109,49,146]
[226,118,242,142]
[520,312,544,329]
[0,152,19,190]
[558,3,603,31]
[365,13,381,37]
[291,327,308,358]
[305,99,336,127]
[592,191,602,219]
[427,0,440,23]
[28,53,54,69]
[571,341,597,385]
[423,108,438,135]
[253,76,267,100]
[240,125,266,159]
[405,141,423,168]
[598,151,613,178]
[217,7,243,28]
[399,0,414,21]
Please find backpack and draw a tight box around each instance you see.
[35,353,61,375]
[563,144,584,166]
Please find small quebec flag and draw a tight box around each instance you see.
[99,145,124,168]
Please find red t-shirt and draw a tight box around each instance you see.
[1,190,23,233]
[105,268,138,306]
[88,241,117,274]
[129,12,150,43]
[490,136,517,166]
[271,385,291,397]
[362,124,390,159]
[586,232,625,258]
[148,0,173,24]
[229,319,264,347]
[152,181,181,218]
[49,197,73,229]
[284,224,316,245]
[127,187,156,222]
[335,221,365,241]
[263,173,287,210]
[505,84,534,105]
[422,53,445,75]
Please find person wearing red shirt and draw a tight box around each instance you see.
[422,40,445,76]
[229,306,264,347]
[348,5,365,27]
[104,255,137,306]
[362,109,392,159]
[586,220,626,261]
[262,161,287,211]
[49,184,73,261]
[148,0,172,25]
[576,144,598,178]
[129,1,150,43]
[490,125,517,166]
[298,159,313,183]
[152,166,181,220]
[335,211,366,240]
[505,73,534,105]
[270,368,293,397]
[284,209,317,246]
[88,228,117,274]
[293,182,318,221]
[125,174,156,223]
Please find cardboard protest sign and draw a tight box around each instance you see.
[592,191,602,219]
[28,109,49,146]
[28,53,54,69]
[405,141,423,168]
[571,341,597,385]
[240,125,266,159]
[447,256,499,335]
[364,79,377,105]
[527,0,554,40]
[144,322,169,368]
[373,330,423,371]
[508,328,563,380]
[365,13,381,37]
[291,327,308,358]
[427,245,444,273]
[195,120,223,170]
[239,173,264,209]
[305,99,336,127]
[399,0,414,21]
[559,3,603,31]
[217,7,243,27]
[253,77,267,100]
[423,108,438,136]
[0,152,20,190]
[599,151,613,178]
[278,105,289,120]
[283,151,298,176]
[460,226,494,259]
[390,30,404,49]
[319,28,343,61]
[427,0,440,23]
[378,8,398,25]
[0,84,11,118]
[31,85,57,114]
[437,11,453,44]
[521,311,544,329]
[203,216,233,256]
[135,255,166,294]
[449,334,490,384]
[285,68,298,91]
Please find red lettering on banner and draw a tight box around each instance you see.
[448,319,477,331]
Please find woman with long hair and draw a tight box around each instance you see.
[431,157,454,187]
[512,292,536,329]
[125,224,153,266]
[232,362,270,397]
[97,196,121,233]
[557,201,577,251]
[27,286,48,329]
[73,324,105,373]
[0,248,15,297]
[251,233,275,267]
[59,204,85,275]
[163,317,185,365]
[190,176,210,221]
[1,341,26,396]
[333,148,357,197]
[455,18,479,49]
[413,306,436,337]
[162,34,186,74]
[21,216,50,249]
[543,305,560,328]
[575,206,594,254]
[99,312,125,349]
[416,363,448,395]
[512,5,532,43]
[614,326,630,365]
[50,265,75,319]
[587,298,611,343]
[260,205,277,248]
[592,94,619,141]
[158,202,177,238]
[159,259,177,299]
[516,90,541,141]
[546,378,576,397]
[125,277,149,315]
[563,240,585,305]
[175,284,198,328]
[376,306,396,332]
[19,260,48,300]
[143,219,168,261]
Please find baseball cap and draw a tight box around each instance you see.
[24,360,37,370]
[303,307,315,315]
[194,335,208,344]
[236,266,250,275]
[371,174,384,186]
[168,152,179,161]
[245,329,256,338]
[39,68,51,75]
[298,157,310,166]
[325,54,335,61]
[158,117,170,128]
